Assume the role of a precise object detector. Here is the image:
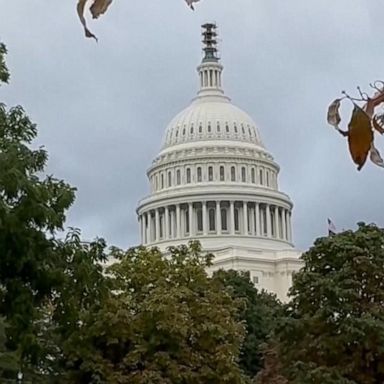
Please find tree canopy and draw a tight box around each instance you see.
[276,223,384,383]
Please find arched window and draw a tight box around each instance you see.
[208,123,211,133]
[231,166,236,182]
[226,123,230,133]
[266,171,270,187]
[251,168,255,183]
[241,167,246,182]
[161,174,164,189]
[208,166,213,181]
[197,167,202,182]
[221,208,228,231]
[199,124,203,133]
[176,169,181,185]
[168,171,172,187]
[217,122,220,132]
[234,124,238,133]
[190,124,194,134]
[186,168,191,184]
[155,175,158,190]
[220,166,225,181]
[209,208,216,231]
[259,169,263,185]
[234,208,239,232]
[197,208,203,232]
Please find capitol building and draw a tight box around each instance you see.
[136,24,302,301]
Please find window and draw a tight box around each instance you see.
[234,124,238,133]
[155,175,158,190]
[253,276,259,285]
[161,174,164,189]
[217,122,220,132]
[234,208,239,232]
[190,124,194,134]
[197,208,203,232]
[266,171,270,187]
[208,166,213,181]
[197,167,202,182]
[199,124,202,133]
[259,169,263,185]
[160,214,164,238]
[271,209,276,237]
[168,171,172,187]
[231,166,236,182]
[220,166,225,181]
[251,168,255,183]
[209,208,216,231]
[185,209,190,234]
[262,207,267,236]
[208,123,211,133]
[186,168,191,183]
[221,208,228,231]
[242,125,245,134]
[226,123,230,133]
[176,170,181,185]
[241,167,246,182]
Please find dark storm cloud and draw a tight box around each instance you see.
[1,0,383,251]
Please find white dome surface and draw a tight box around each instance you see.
[163,96,264,149]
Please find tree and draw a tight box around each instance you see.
[0,46,77,377]
[276,223,384,384]
[60,242,248,384]
[213,270,282,378]
[0,43,9,84]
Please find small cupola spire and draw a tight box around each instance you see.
[196,23,227,99]
[202,23,219,62]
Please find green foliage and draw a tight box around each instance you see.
[0,102,75,370]
[61,242,248,384]
[0,317,19,378]
[213,270,282,378]
[277,223,384,384]
[0,43,9,84]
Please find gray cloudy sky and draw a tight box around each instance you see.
[1,0,384,251]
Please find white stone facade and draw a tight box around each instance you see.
[136,24,302,301]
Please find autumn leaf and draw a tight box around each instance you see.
[185,0,201,10]
[348,105,374,171]
[370,143,384,168]
[372,114,384,134]
[364,90,384,118]
[90,0,113,19]
[327,99,341,129]
[77,0,97,41]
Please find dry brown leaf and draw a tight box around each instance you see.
[370,143,384,168]
[327,99,341,129]
[364,90,384,118]
[90,0,113,19]
[185,0,200,10]
[372,114,384,134]
[77,0,97,40]
[348,105,374,171]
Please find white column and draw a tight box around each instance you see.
[176,204,181,238]
[216,201,221,235]
[140,215,145,244]
[287,211,292,242]
[250,206,255,235]
[147,211,153,243]
[274,206,279,239]
[202,201,207,235]
[189,203,193,236]
[255,203,260,236]
[243,201,248,235]
[165,206,169,240]
[282,209,287,240]
[266,204,271,238]
[155,209,160,242]
[230,201,235,235]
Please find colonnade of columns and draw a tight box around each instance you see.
[139,200,292,245]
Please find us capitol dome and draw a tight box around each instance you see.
[136,24,302,301]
